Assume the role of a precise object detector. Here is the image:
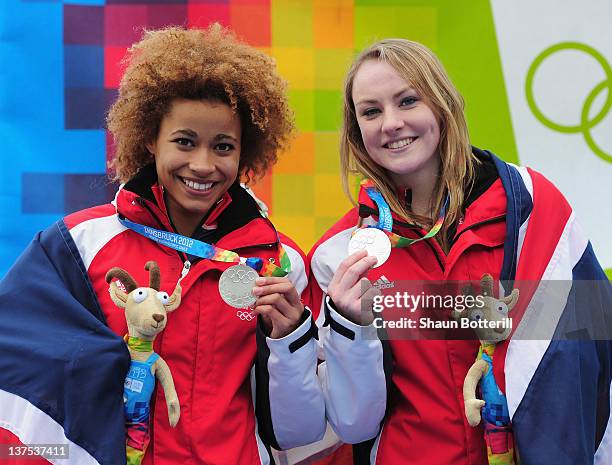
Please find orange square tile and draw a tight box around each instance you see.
[313,3,354,48]
[248,169,273,214]
[274,132,315,174]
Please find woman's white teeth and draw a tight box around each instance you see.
[387,137,415,149]
[182,178,213,191]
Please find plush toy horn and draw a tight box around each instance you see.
[105,267,138,293]
[145,261,161,291]
[480,273,494,297]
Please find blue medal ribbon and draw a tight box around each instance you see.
[117,216,290,276]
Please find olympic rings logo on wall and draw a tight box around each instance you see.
[525,42,612,163]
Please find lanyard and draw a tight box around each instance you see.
[360,179,448,247]
[118,216,290,277]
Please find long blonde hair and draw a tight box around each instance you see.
[340,39,477,251]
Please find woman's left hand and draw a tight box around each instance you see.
[251,277,305,339]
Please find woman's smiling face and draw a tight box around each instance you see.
[147,98,241,234]
[352,59,441,187]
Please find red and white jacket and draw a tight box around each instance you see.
[61,165,325,464]
[305,149,612,465]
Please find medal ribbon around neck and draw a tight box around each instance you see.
[359,179,448,247]
[118,216,290,277]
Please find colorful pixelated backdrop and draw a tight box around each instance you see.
[1,0,610,277]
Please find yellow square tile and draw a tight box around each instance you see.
[273,174,314,216]
[315,131,342,174]
[272,47,314,90]
[270,215,316,252]
[314,49,354,90]
[288,90,315,132]
[314,173,353,217]
[272,0,313,47]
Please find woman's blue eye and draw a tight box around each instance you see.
[215,143,234,152]
[173,138,194,147]
[362,108,380,117]
[400,96,418,106]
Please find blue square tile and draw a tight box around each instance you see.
[65,87,106,129]
[22,173,65,213]
[64,174,117,213]
[64,45,103,87]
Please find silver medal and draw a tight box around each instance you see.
[218,264,258,308]
[347,228,391,268]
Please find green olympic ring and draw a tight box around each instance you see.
[525,42,612,163]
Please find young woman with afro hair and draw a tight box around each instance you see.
[0,25,325,465]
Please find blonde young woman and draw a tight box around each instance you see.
[306,39,612,465]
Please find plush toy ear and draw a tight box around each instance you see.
[503,288,520,311]
[165,283,182,312]
[109,281,128,309]
[480,274,494,297]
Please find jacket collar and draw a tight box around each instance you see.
[115,164,278,249]
[357,147,504,232]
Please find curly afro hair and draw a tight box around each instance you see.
[107,24,294,183]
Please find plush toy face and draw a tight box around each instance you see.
[466,294,514,343]
[106,261,182,339]
[127,287,174,336]
[459,274,519,344]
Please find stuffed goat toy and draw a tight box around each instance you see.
[458,274,519,465]
[106,261,182,465]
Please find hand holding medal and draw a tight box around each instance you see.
[335,179,448,324]
[251,277,305,339]
[327,249,380,326]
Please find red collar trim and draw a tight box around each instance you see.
[149,182,233,230]
[203,191,232,227]
[357,183,414,225]
[151,183,169,218]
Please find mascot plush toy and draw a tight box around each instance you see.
[106,261,182,465]
[460,274,520,465]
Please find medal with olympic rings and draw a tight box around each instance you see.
[347,228,391,268]
[218,264,259,309]
[348,180,449,268]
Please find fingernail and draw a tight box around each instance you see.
[255,277,266,285]
[252,287,261,295]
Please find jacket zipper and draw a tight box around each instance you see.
[137,198,189,263]
[451,214,506,244]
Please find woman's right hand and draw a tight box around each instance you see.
[327,250,380,325]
